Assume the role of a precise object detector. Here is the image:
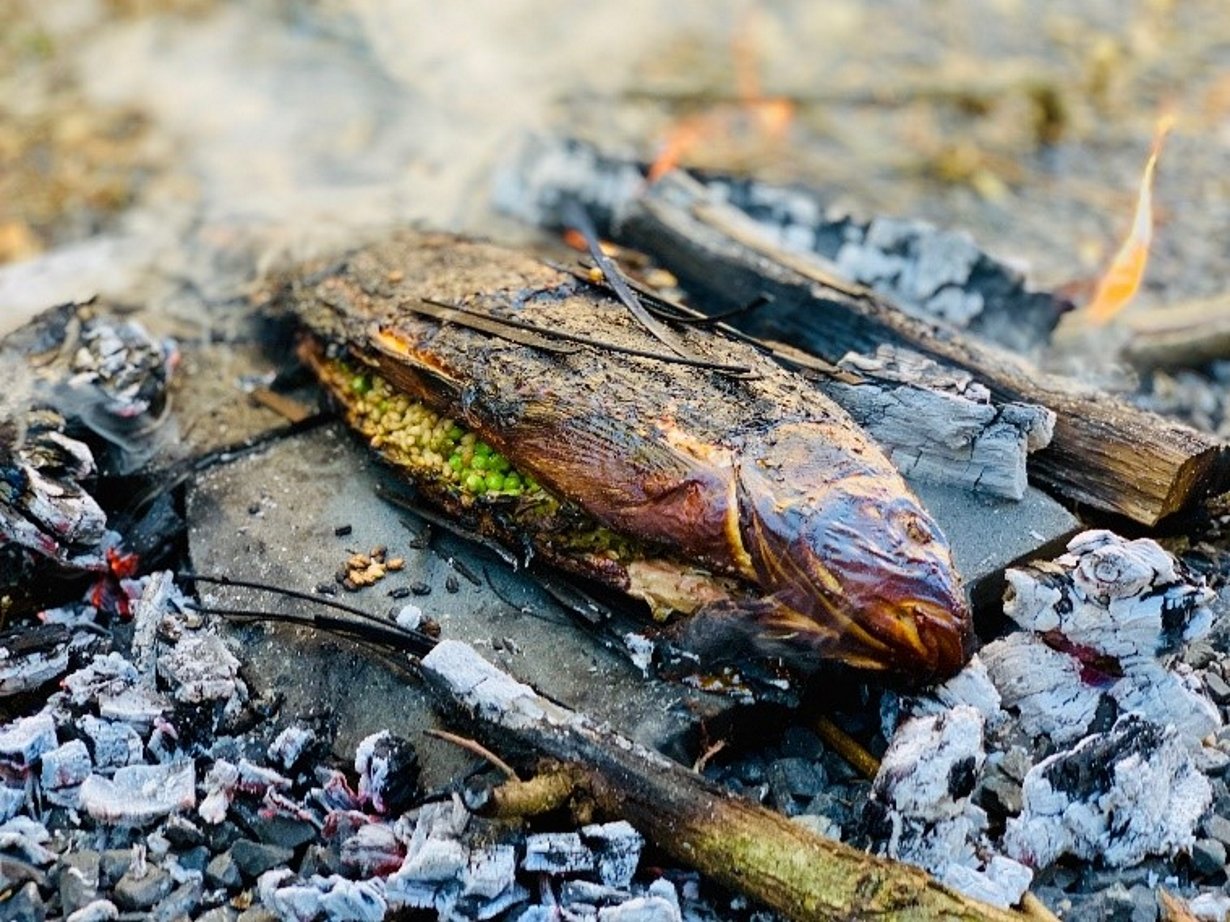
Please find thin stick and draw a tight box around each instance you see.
[814,715,880,780]
[419,298,751,375]
[562,198,694,361]
[424,728,519,781]
[1020,893,1063,922]
[693,739,727,773]
[179,572,398,632]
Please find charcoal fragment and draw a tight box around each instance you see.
[113,865,172,911]
[205,851,242,890]
[231,839,294,880]
[355,731,420,816]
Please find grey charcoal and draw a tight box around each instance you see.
[230,840,295,879]
[205,851,242,890]
[113,865,173,911]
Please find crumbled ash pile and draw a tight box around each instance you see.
[856,530,1230,916]
[0,569,741,922]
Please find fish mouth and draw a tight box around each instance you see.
[874,596,974,678]
[751,589,972,679]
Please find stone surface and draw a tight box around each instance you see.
[58,850,101,915]
[185,424,729,770]
[1191,837,1226,877]
[908,479,1079,612]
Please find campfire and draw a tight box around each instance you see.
[5,3,1230,922]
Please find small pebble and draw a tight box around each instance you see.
[334,524,353,537]
[1191,837,1226,877]
[1205,813,1230,850]
[409,582,431,596]
[113,866,173,911]
[445,575,460,594]
[1207,672,1230,705]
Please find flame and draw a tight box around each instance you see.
[1082,113,1175,326]
[647,6,794,182]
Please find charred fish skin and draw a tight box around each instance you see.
[281,231,974,678]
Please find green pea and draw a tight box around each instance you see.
[473,441,492,457]
[351,375,371,395]
[447,424,464,441]
[448,454,463,471]
[464,473,485,493]
[502,483,522,497]
[502,473,522,491]
[490,454,511,473]
[471,454,490,472]
[484,472,505,492]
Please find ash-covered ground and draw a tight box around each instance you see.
[7,2,1230,921]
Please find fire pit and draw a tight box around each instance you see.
[4,2,1230,921]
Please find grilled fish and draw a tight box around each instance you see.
[278,231,973,678]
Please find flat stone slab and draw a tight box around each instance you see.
[910,479,1081,611]
[186,424,727,778]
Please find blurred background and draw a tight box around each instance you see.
[3,0,1229,335]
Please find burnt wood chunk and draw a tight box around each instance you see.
[823,345,1054,501]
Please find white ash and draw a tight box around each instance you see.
[0,712,57,768]
[523,832,595,875]
[268,725,317,771]
[582,821,644,890]
[80,715,144,770]
[867,705,1033,909]
[65,899,119,922]
[354,730,419,816]
[623,632,655,677]
[157,630,242,704]
[96,684,169,729]
[234,758,293,794]
[1004,715,1211,868]
[1189,892,1230,921]
[259,871,388,922]
[979,633,1102,745]
[1005,530,1214,657]
[198,760,239,824]
[0,625,71,696]
[59,653,141,707]
[131,571,179,683]
[988,531,1221,748]
[40,739,92,808]
[394,603,424,631]
[79,761,195,826]
[340,822,405,876]
[38,601,100,628]
[0,784,25,822]
[904,653,1004,730]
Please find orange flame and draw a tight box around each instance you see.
[1083,114,1175,326]
[647,6,794,182]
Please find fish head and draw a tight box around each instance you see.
[736,423,973,678]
